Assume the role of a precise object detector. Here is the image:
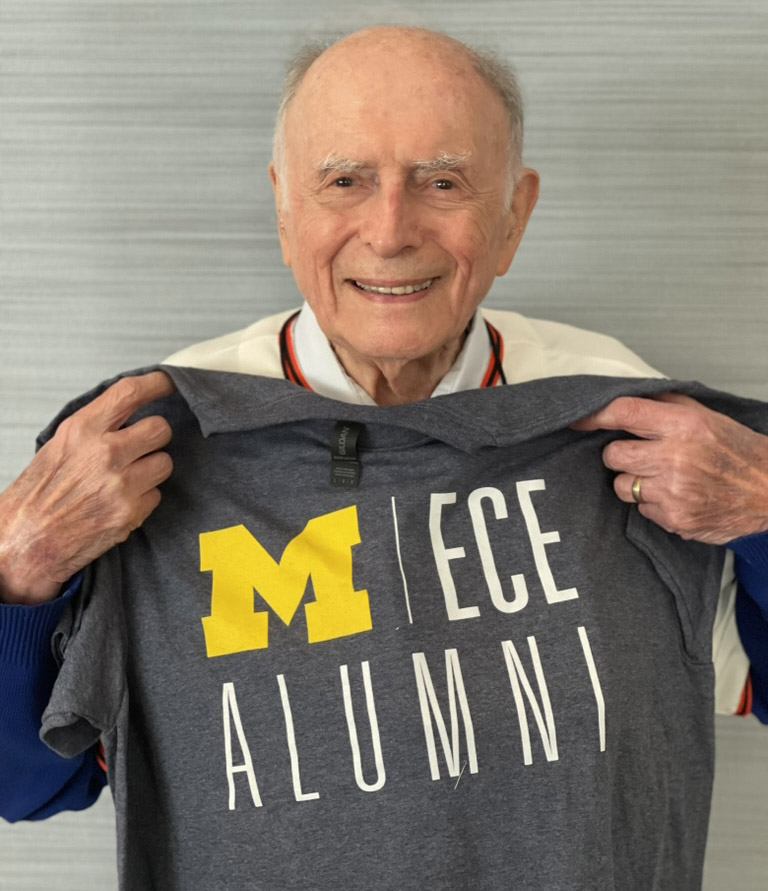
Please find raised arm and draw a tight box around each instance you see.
[574,392,768,721]
[0,372,175,821]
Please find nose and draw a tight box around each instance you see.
[359,182,422,258]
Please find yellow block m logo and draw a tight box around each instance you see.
[200,505,371,657]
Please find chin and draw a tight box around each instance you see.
[346,331,448,364]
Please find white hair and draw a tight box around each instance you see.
[271,30,525,209]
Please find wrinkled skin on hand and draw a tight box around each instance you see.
[572,392,768,545]
[0,372,176,604]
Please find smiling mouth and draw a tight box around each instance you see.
[352,278,434,296]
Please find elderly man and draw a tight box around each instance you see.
[1,25,767,891]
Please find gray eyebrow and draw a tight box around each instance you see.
[411,152,472,173]
[314,151,472,176]
[314,153,368,174]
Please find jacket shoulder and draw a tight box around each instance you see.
[482,308,664,382]
[163,309,296,376]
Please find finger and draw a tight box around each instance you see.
[570,395,689,439]
[79,372,176,433]
[613,471,657,505]
[130,488,164,531]
[111,415,173,467]
[635,501,677,536]
[601,438,666,475]
[650,392,703,408]
[124,451,174,496]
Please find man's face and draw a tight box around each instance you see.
[271,31,539,367]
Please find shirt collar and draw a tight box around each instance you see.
[291,302,493,404]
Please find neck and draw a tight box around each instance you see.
[332,335,466,406]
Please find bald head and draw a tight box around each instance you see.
[272,27,524,202]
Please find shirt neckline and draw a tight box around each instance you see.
[284,302,502,404]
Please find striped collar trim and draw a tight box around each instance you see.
[280,303,505,401]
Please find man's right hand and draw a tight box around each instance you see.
[0,372,176,605]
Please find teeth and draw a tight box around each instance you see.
[355,279,433,295]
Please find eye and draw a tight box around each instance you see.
[433,179,455,190]
[333,176,355,188]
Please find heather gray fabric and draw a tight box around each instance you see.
[39,368,768,891]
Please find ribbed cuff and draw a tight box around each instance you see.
[728,531,768,571]
[0,574,82,666]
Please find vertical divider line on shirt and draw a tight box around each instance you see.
[391,496,414,625]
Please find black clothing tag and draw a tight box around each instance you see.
[331,421,362,488]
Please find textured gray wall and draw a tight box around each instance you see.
[1,1,766,889]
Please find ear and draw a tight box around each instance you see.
[269,163,292,268]
[496,168,540,276]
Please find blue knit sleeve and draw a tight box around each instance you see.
[733,532,768,724]
[0,575,106,822]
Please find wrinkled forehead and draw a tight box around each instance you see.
[284,38,509,170]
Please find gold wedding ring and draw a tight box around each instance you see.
[631,475,644,505]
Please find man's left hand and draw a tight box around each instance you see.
[572,393,768,544]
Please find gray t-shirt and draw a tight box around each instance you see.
[40,368,768,891]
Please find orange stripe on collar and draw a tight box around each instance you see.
[281,313,506,392]
[280,311,313,390]
[481,320,505,388]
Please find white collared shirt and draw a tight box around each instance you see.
[291,302,494,403]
